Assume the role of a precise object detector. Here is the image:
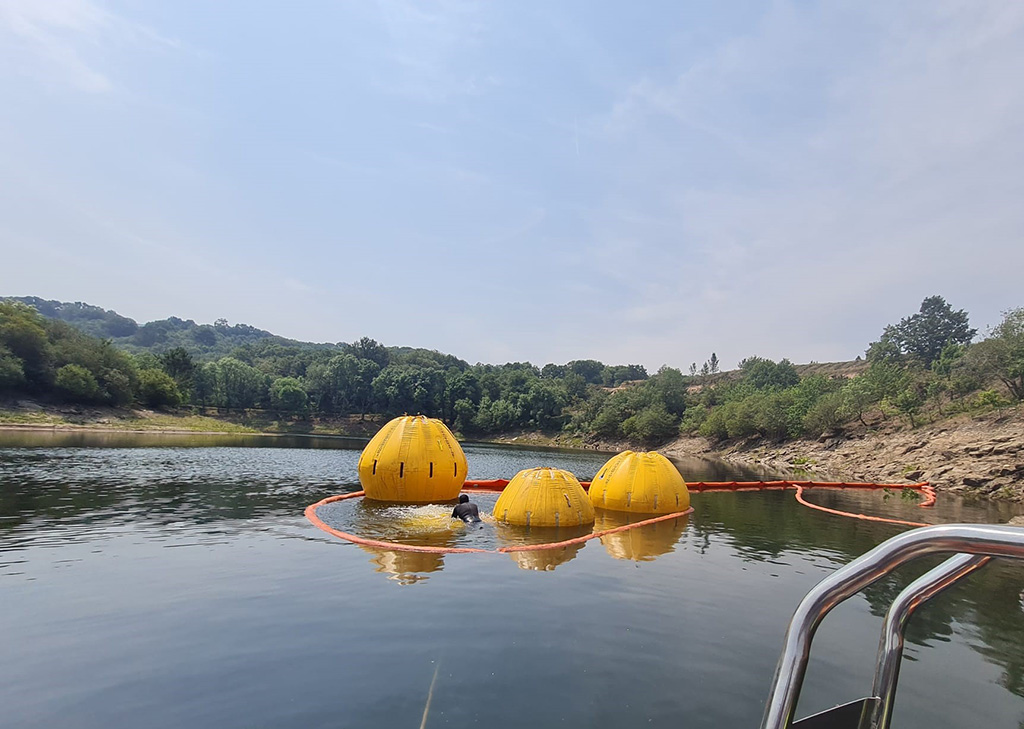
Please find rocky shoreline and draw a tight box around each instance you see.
[660,405,1024,501]
[3,400,1022,501]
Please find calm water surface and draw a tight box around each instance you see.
[1,431,1022,729]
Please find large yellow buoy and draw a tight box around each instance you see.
[589,450,690,514]
[492,467,595,527]
[357,415,467,502]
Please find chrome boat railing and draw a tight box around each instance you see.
[760,524,1024,729]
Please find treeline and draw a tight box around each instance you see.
[0,300,660,437]
[0,302,180,409]
[9,296,293,359]
[3,295,1022,447]
[683,297,1024,442]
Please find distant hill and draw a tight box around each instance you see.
[6,296,319,360]
[5,295,866,376]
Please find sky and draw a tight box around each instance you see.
[1,1,1022,371]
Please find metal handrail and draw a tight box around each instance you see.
[869,553,990,729]
[760,524,1024,729]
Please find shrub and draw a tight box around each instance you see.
[54,364,100,402]
[620,404,678,446]
[137,368,183,409]
[803,390,846,435]
[970,389,1011,411]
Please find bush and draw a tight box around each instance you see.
[698,406,730,441]
[54,364,100,402]
[137,368,182,408]
[679,404,708,433]
[803,391,845,435]
[970,389,1011,411]
[620,404,678,446]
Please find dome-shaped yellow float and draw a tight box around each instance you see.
[357,415,467,502]
[589,450,689,514]
[492,467,595,527]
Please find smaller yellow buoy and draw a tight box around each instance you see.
[589,451,689,514]
[357,415,467,502]
[493,467,595,527]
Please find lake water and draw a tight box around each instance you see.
[1,431,1022,729]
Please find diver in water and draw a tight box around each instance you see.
[451,494,481,524]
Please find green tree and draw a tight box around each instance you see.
[0,344,25,389]
[54,364,100,402]
[160,347,196,393]
[620,404,679,446]
[213,357,267,408]
[869,295,976,366]
[349,337,390,368]
[270,377,309,413]
[0,301,52,389]
[567,359,605,384]
[137,368,183,408]
[964,308,1024,401]
[740,357,800,390]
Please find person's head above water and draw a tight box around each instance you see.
[459,494,469,503]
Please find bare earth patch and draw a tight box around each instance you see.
[662,405,1024,501]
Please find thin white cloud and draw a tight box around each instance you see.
[583,0,1024,368]
[0,0,180,92]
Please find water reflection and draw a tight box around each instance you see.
[3,437,1024,725]
[594,510,689,562]
[504,543,585,571]
[492,523,591,571]
[0,428,369,450]
[358,544,446,585]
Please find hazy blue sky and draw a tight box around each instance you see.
[1,1,1022,370]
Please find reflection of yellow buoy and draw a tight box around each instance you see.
[492,468,595,527]
[594,510,689,562]
[358,545,445,585]
[505,544,583,571]
[589,451,689,514]
[357,415,467,502]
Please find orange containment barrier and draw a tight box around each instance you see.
[304,479,936,555]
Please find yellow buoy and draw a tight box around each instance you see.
[492,467,595,527]
[357,415,467,502]
[589,451,690,514]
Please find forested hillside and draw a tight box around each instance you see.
[9,296,296,359]
[2,295,1021,447]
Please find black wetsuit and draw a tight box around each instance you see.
[452,502,481,523]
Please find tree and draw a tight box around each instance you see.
[213,357,267,408]
[161,347,196,391]
[709,352,720,374]
[740,357,800,390]
[54,364,100,402]
[869,295,976,366]
[567,359,605,384]
[0,301,52,389]
[620,404,678,446]
[137,368,182,408]
[270,377,309,413]
[349,337,390,368]
[0,343,25,389]
[965,307,1024,401]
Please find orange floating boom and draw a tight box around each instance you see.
[305,480,936,555]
